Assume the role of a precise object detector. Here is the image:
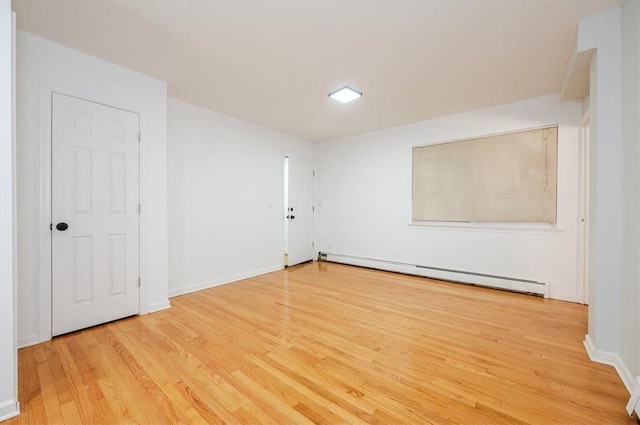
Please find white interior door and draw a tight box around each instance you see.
[52,93,140,336]
[286,156,314,266]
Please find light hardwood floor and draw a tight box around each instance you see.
[7,262,635,424]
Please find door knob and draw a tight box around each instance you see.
[56,222,69,231]
[290,215,295,220]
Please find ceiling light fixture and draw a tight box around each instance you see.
[329,86,362,104]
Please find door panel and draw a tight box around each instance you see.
[52,93,139,336]
[286,156,314,266]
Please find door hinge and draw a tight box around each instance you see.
[137,204,141,214]
[138,277,141,287]
[49,223,52,231]
[312,206,315,212]
[313,170,315,176]
[312,241,315,248]
[137,132,141,142]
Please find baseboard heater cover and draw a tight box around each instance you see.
[318,252,549,298]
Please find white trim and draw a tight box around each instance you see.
[584,334,637,396]
[37,85,148,344]
[17,334,40,350]
[169,265,284,298]
[137,113,151,315]
[283,156,289,260]
[283,153,316,267]
[576,111,590,305]
[626,376,640,418]
[411,123,560,149]
[408,221,562,234]
[0,399,20,422]
[0,5,18,422]
[550,291,582,304]
[37,83,53,344]
[147,301,171,313]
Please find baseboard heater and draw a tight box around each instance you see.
[317,252,549,298]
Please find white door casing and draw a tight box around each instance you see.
[286,156,314,266]
[578,115,590,305]
[52,93,140,336]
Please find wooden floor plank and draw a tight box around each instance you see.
[6,262,635,424]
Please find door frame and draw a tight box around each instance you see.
[283,154,316,266]
[33,86,149,345]
[577,109,591,305]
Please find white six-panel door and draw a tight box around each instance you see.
[286,156,314,266]
[52,93,140,336]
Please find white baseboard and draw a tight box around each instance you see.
[0,398,20,422]
[17,334,41,349]
[584,334,638,403]
[169,265,283,298]
[549,291,582,304]
[147,300,171,313]
[19,302,173,348]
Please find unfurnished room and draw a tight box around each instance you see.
[1,0,640,423]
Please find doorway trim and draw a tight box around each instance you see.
[577,109,591,305]
[283,154,316,267]
[26,84,152,347]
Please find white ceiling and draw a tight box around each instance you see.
[12,0,620,142]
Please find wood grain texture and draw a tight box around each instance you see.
[7,262,634,424]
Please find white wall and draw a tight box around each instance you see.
[541,3,640,400]
[620,0,640,387]
[316,94,583,302]
[577,6,624,363]
[0,3,19,421]
[16,31,170,347]
[167,98,316,296]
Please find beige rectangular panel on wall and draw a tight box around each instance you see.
[412,126,557,223]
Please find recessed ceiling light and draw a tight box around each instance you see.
[329,86,362,104]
